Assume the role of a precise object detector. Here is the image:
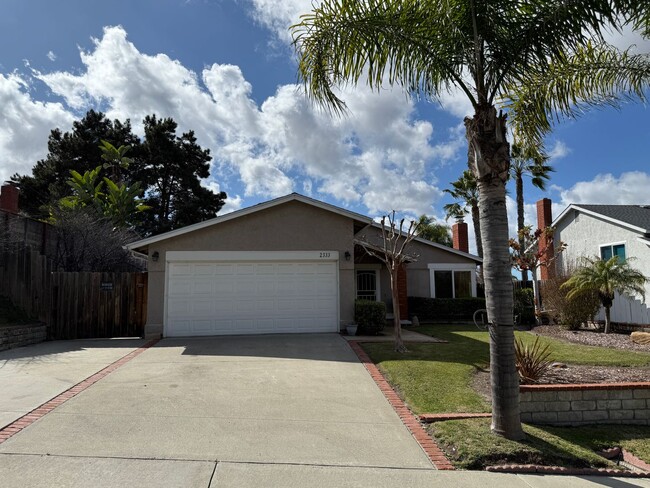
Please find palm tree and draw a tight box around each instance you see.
[509,142,554,284]
[443,169,481,258]
[416,215,452,247]
[291,1,650,440]
[562,257,647,334]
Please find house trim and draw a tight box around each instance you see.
[554,205,648,235]
[165,250,340,262]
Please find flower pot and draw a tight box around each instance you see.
[346,324,358,336]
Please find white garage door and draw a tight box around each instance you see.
[165,253,339,337]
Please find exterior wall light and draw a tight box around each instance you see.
[344,251,351,261]
[152,251,160,262]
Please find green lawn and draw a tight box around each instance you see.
[361,324,650,414]
[360,324,650,470]
[429,418,642,470]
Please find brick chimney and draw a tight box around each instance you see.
[452,221,469,253]
[0,184,19,214]
[536,198,555,280]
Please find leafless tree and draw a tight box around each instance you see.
[51,208,144,272]
[357,212,419,353]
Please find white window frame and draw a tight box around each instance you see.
[427,263,477,298]
[355,264,381,302]
[598,241,626,261]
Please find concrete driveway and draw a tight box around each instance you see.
[1,335,648,488]
[0,339,146,429]
[0,334,436,486]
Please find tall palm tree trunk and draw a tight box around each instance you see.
[471,203,484,283]
[467,106,524,440]
[516,175,528,284]
[604,306,611,334]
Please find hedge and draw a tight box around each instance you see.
[408,296,486,321]
[354,299,386,335]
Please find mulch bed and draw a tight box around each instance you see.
[472,326,650,402]
[531,325,650,353]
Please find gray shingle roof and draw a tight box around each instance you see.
[575,205,650,233]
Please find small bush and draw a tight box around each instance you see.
[408,297,486,321]
[354,300,386,335]
[514,288,536,325]
[515,336,552,384]
[541,274,600,330]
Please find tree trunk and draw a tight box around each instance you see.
[471,204,483,258]
[516,173,528,284]
[466,106,524,441]
[530,268,541,317]
[604,306,611,334]
[390,265,407,353]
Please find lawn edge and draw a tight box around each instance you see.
[485,464,650,478]
[348,340,455,470]
[0,338,160,444]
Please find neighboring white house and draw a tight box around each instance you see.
[550,203,650,326]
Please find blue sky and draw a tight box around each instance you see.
[1,0,649,250]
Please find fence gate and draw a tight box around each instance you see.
[49,272,147,340]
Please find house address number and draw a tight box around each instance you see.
[319,252,331,258]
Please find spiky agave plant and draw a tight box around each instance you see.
[515,337,552,384]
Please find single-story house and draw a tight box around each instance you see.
[127,193,482,338]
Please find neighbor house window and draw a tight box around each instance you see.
[428,264,477,298]
[356,270,379,301]
[600,243,626,262]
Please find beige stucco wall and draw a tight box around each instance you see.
[406,240,477,297]
[144,200,357,336]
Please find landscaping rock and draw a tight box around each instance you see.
[631,332,650,346]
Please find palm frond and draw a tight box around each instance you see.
[291,0,477,114]
[507,42,650,146]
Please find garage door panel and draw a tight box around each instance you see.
[166,260,338,337]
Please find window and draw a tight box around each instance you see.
[430,266,476,298]
[454,271,472,298]
[434,271,453,298]
[356,270,378,301]
[600,243,626,262]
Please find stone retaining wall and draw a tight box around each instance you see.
[0,324,47,351]
[520,383,650,426]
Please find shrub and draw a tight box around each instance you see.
[354,300,386,335]
[408,297,486,321]
[515,336,552,384]
[541,274,600,330]
[513,288,536,325]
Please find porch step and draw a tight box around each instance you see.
[385,313,412,326]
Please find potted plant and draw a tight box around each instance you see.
[346,323,358,336]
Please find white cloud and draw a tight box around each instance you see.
[603,23,650,55]
[245,0,312,43]
[0,73,74,184]
[46,51,56,62]
[8,26,448,217]
[548,140,570,160]
[557,172,650,206]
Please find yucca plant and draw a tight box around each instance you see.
[515,337,552,385]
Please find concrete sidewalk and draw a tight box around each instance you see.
[0,456,648,487]
[0,338,145,429]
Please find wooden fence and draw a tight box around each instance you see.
[50,272,147,339]
[0,247,147,339]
